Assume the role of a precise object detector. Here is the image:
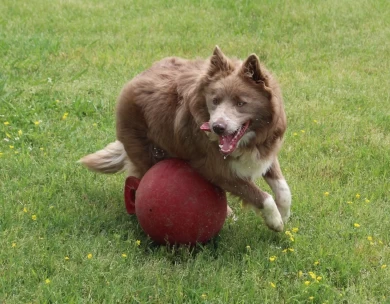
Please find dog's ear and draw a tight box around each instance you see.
[207,46,234,76]
[241,54,267,83]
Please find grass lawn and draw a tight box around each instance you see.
[1,0,389,303]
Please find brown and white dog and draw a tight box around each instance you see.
[80,46,291,232]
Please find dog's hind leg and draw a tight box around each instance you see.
[263,158,291,223]
[117,132,154,179]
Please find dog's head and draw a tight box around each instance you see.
[199,46,284,156]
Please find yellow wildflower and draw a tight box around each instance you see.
[12,242,16,248]
[309,296,314,300]
[34,121,40,125]
[122,253,127,258]
[347,201,353,204]
[0,152,3,157]
[64,256,70,260]
[23,207,28,213]
[270,282,276,288]
[381,264,387,269]
[136,240,141,246]
[308,272,316,279]
[62,112,69,120]
[18,130,23,136]
[32,215,37,221]
[314,261,320,266]
[269,256,277,262]
[4,121,10,125]
[304,281,310,286]
[9,145,14,149]
[301,130,305,133]
[93,123,97,127]
[6,132,11,138]
[354,223,360,228]
[367,236,373,241]
[45,279,51,284]
[313,120,318,124]
[201,294,207,299]
[365,198,370,203]
[285,230,295,241]
[316,276,322,281]
[293,132,298,136]
[292,227,299,233]
[356,193,361,199]
[324,192,329,196]
[298,271,303,278]
[282,249,288,253]
[87,253,93,259]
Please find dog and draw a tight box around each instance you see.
[80,46,291,232]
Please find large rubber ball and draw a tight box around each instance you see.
[124,159,227,245]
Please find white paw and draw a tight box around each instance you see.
[278,205,291,224]
[269,179,291,224]
[226,205,238,221]
[261,196,284,232]
[227,205,233,217]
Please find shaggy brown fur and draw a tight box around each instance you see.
[80,46,291,232]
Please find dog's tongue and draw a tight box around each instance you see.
[219,134,237,154]
[200,122,211,132]
[200,121,250,155]
[219,121,250,155]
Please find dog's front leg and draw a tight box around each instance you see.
[218,179,284,232]
[263,158,291,224]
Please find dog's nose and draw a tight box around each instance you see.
[212,123,226,135]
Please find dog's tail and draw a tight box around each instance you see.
[79,140,128,174]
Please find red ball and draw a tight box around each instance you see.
[124,159,227,245]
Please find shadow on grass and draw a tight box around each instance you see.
[78,184,287,266]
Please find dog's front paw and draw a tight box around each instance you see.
[278,205,291,224]
[274,180,291,224]
[265,215,284,232]
[262,196,284,232]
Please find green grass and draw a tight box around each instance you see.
[1,0,390,302]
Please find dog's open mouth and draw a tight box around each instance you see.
[200,121,250,155]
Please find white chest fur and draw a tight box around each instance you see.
[229,149,273,180]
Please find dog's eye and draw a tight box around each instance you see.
[236,101,247,107]
[212,98,219,105]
